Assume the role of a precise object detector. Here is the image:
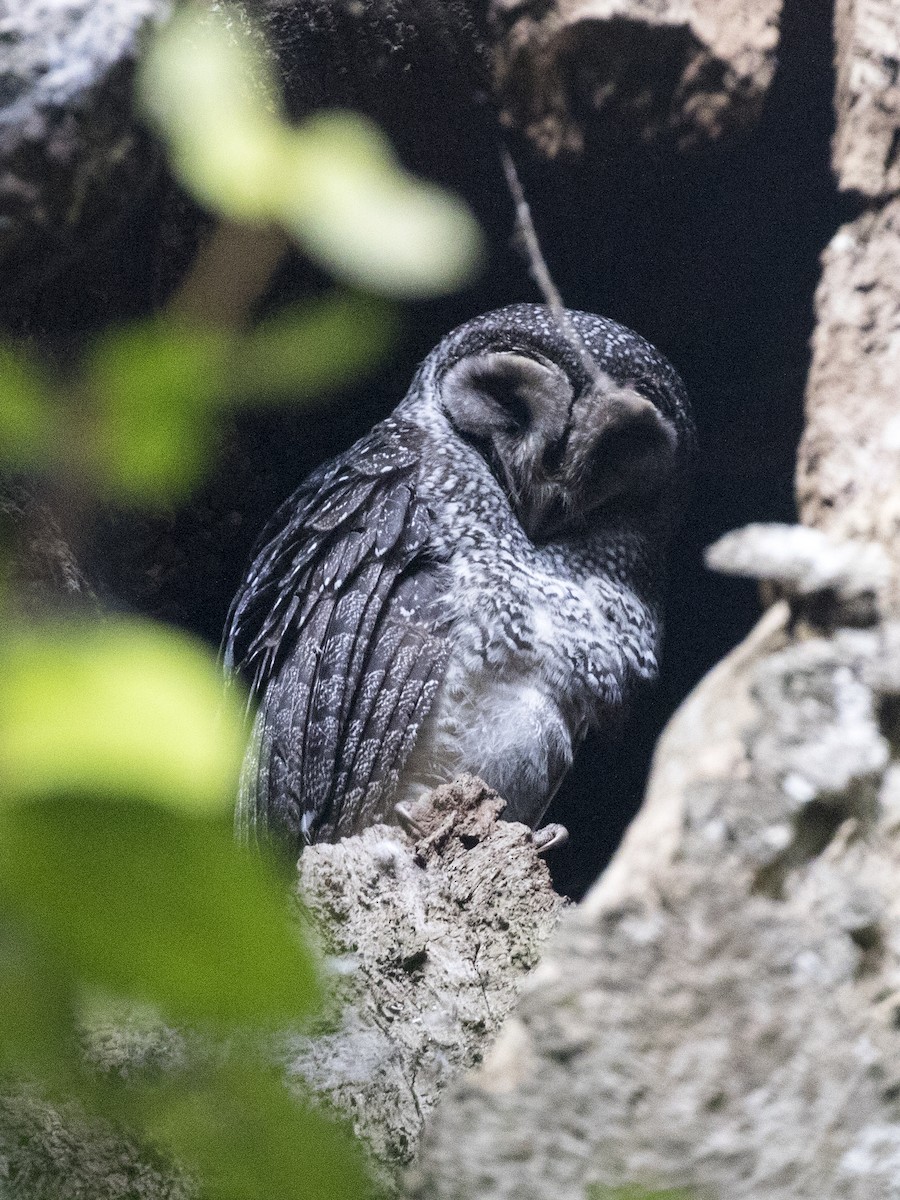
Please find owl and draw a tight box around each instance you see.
[224,304,694,854]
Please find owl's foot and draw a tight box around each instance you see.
[531,822,569,854]
[394,801,427,838]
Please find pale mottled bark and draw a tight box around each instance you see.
[291,778,564,1169]
[832,0,900,199]
[797,203,900,609]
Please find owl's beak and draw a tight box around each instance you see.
[520,393,678,543]
[582,393,678,505]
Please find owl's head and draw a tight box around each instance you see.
[404,304,694,544]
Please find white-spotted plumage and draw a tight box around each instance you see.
[224,304,694,851]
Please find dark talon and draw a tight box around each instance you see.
[532,822,569,854]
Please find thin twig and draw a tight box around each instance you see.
[500,145,599,381]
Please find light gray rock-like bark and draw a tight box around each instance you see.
[290,778,565,1169]
[796,0,900,607]
[490,0,782,155]
[0,1091,194,1200]
[832,0,900,200]
[796,202,900,609]
[705,522,892,626]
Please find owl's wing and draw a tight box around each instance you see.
[224,419,452,849]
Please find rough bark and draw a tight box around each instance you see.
[0,780,563,1197]
[408,594,900,1199]
[705,522,892,627]
[0,0,173,321]
[795,0,900,609]
[832,0,900,199]
[491,0,783,156]
[290,778,564,1168]
[0,1092,194,1200]
[796,202,900,609]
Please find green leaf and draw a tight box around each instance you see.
[0,799,321,1025]
[138,8,286,223]
[0,346,54,467]
[0,914,78,1085]
[0,619,244,814]
[233,292,397,402]
[137,1061,377,1200]
[84,322,230,503]
[286,113,484,298]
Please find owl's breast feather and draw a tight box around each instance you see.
[441,543,658,714]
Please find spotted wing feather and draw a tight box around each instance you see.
[224,419,451,848]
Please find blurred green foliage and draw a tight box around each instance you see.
[0,1,483,1196]
[0,349,53,470]
[131,1062,374,1200]
[138,6,483,298]
[0,797,321,1025]
[0,621,245,810]
[82,292,397,504]
[0,914,78,1087]
[0,294,397,507]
